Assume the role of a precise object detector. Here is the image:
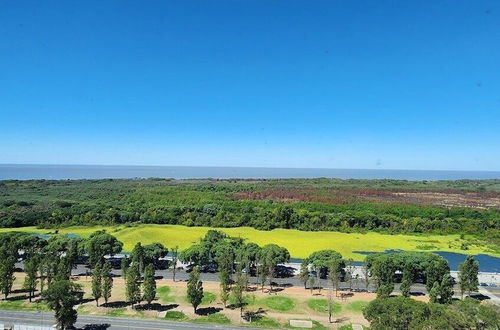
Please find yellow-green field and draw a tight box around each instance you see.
[0,224,495,261]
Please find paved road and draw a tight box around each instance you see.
[0,310,249,330]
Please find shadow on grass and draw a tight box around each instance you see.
[135,303,179,311]
[102,301,131,308]
[196,307,222,316]
[80,324,111,330]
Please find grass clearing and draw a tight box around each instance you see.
[0,224,493,260]
[346,301,369,313]
[164,311,188,321]
[106,307,127,317]
[261,295,296,312]
[0,300,49,311]
[250,316,281,328]
[307,298,341,314]
[157,286,175,303]
[193,312,231,324]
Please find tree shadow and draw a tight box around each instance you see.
[135,303,179,311]
[410,291,425,296]
[243,308,266,322]
[6,294,29,301]
[102,301,131,308]
[79,324,111,330]
[196,307,222,315]
[80,298,94,304]
[469,293,490,301]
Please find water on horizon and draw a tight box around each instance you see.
[1,164,500,181]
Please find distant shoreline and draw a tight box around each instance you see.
[2,164,500,181]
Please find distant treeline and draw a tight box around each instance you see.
[1,179,499,238]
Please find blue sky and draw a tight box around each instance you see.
[1,1,499,170]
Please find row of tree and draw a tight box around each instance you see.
[0,229,487,329]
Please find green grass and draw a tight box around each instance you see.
[0,300,49,311]
[185,291,216,305]
[164,311,188,321]
[157,286,175,303]
[346,301,369,313]
[307,299,341,314]
[0,224,495,260]
[106,307,127,317]
[193,312,231,325]
[250,316,281,328]
[228,293,256,306]
[261,296,296,312]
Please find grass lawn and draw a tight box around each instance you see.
[250,316,281,328]
[157,286,175,303]
[193,312,231,324]
[346,301,369,313]
[164,310,188,321]
[307,298,341,314]
[0,224,492,260]
[0,300,49,311]
[261,296,296,312]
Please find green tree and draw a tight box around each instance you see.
[429,281,440,303]
[458,255,479,298]
[42,280,83,330]
[233,266,247,316]
[171,246,179,282]
[23,255,40,302]
[439,273,454,304]
[121,255,130,277]
[0,253,16,299]
[328,258,342,297]
[219,268,230,308]
[143,264,156,307]
[85,230,123,269]
[187,266,204,313]
[299,261,309,289]
[363,296,427,330]
[91,262,102,306]
[131,242,145,273]
[125,264,141,307]
[102,262,113,306]
[400,265,413,298]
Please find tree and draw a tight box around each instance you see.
[439,273,454,304]
[131,242,145,273]
[400,266,412,298]
[23,255,40,302]
[328,258,342,297]
[102,262,113,306]
[187,266,204,313]
[426,258,450,292]
[458,255,479,298]
[0,254,16,299]
[327,291,334,323]
[429,281,440,303]
[125,264,141,307]
[43,280,83,330]
[85,230,123,269]
[345,258,355,291]
[363,296,427,330]
[121,255,130,277]
[219,268,230,308]
[299,261,309,289]
[143,242,168,268]
[233,266,247,317]
[171,246,179,282]
[259,244,290,293]
[309,277,316,295]
[91,262,102,306]
[362,263,371,292]
[143,264,156,307]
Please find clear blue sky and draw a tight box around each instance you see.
[1,1,499,170]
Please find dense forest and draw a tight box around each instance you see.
[1,179,499,246]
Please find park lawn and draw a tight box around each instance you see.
[0,224,494,261]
